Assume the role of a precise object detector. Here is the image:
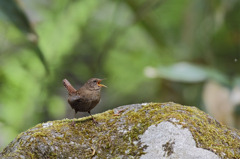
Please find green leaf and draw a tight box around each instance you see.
[156,62,208,83]
[148,62,229,84]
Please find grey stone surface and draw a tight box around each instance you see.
[140,121,220,159]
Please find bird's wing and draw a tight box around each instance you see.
[68,94,89,106]
[68,94,92,112]
[68,94,81,102]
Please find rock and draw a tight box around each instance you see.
[0,102,240,158]
[140,122,220,159]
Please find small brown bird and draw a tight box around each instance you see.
[63,78,106,124]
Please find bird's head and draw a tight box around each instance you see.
[85,78,107,90]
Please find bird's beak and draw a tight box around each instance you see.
[97,79,107,88]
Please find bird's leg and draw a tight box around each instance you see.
[74,110,77,119]
[88,111,98,124]
[71,110,77,126]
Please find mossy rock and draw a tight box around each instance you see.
[0,102,240,158]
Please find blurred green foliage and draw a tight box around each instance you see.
[0,0,240,150]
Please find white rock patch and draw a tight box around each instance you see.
[140,121,220,159]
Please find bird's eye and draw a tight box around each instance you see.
[93,80,97,83]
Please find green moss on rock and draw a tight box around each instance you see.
[0,102,240,158]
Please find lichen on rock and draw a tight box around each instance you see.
[0,102,240,158]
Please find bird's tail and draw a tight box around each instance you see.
[63,79,77,95]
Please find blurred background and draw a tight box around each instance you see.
[0,0,240,150]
